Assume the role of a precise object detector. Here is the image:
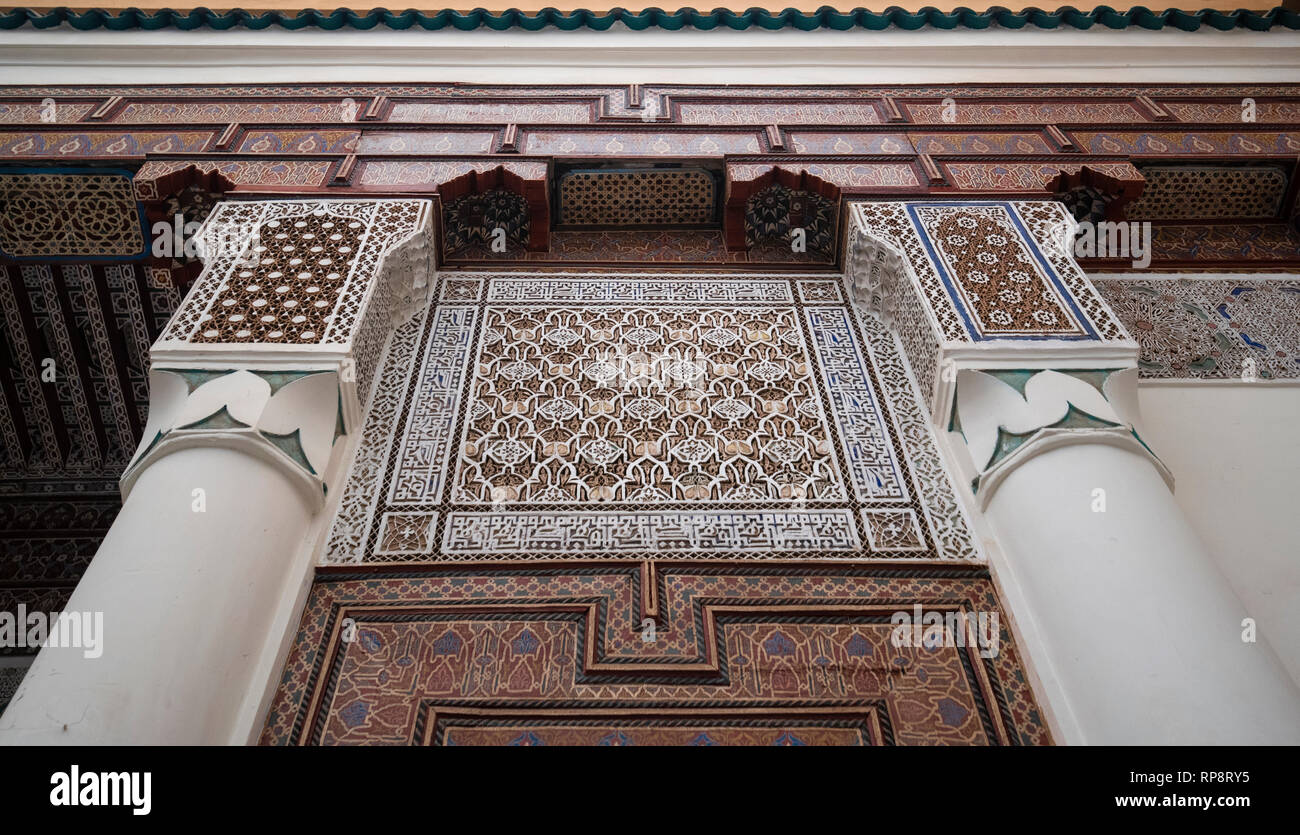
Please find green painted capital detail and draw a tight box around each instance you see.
[951,368,1144,482]
[125,368,346,495]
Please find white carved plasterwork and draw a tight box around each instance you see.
[320,272,984,564]
[127,198,435,506]
[323,312,426,563]
[448,304,848,506]
[442,510,862,555]
[846,221,943,408]
[848,200,1136,423]
[155,199,433,411]
[161,199,432,347]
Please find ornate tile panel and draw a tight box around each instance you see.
[322,272,981,564]
[322,314,426,563]
[1123,165,1289,221]
[909,203,1090,338]
[558,168,716,226]
[450,304,847,506]
[1009,201,1128,343]
[854,201,1123,343]
[1093,278,1300,379]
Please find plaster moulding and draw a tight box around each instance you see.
[4,28,1300,86]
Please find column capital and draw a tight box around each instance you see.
[122,366,346,509]
[122,198,435,503]
[949,366,1172,508]
[846,199,1137,423]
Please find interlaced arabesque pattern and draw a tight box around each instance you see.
[0,172,143,258]
[321,272,982,565]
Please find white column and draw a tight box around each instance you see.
[0,198,434,745]
[0,447,313,744]
[985,442,1300,745]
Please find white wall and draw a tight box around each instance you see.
[1138,381,1300,687]
[1,26,1299,84]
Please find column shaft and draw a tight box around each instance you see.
[986,443,1300,744]
[0,447,313,744]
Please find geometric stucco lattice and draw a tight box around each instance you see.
[161,199,432,348]
[558,168,717,227]
[0,169,145,259]
[1124,165,1289,221]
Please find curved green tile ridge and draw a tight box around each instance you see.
[0,6,1296,33]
